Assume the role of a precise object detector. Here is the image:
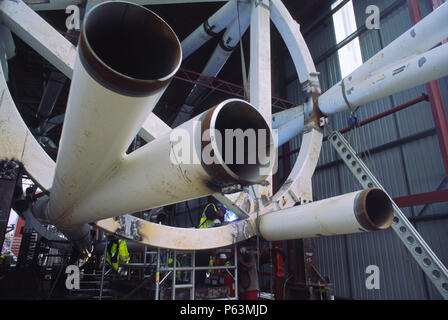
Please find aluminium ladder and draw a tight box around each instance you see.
[155,244,239,300]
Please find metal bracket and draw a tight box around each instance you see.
[302,76,323,129]
[326,124,448,300]
[114,215,142,242]
[319,116,328,127]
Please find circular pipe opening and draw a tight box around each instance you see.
[80,1,181,94]
[203,99,275,185]
[356,188,394,230]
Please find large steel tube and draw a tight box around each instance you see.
[319,42,448,115]
[259,188,394,241]
[47,2,181,236]
[183,5,251,105]
[52,99,275,227]
[272,105,304,147]
[171,3,250,127]
[181,1,241,60]
[201,3,251,77]
[323,1,448,95]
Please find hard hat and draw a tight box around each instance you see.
[219,253,227,260]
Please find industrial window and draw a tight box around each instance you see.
[332,0,363,78]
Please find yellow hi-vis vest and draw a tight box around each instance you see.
[4,254,12,265]
[106,239,130,271]
[168,257,181,278]
[198,203,218,228]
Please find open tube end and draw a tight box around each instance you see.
[201,99,276,186]
[355,188,394,231]
[79,1,182,96]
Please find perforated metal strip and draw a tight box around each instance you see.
[327,126,448,299]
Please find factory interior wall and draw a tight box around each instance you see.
[281,0,448,299]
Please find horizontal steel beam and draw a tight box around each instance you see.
[322,94,428,141]
[393,190,448,207]
[280,94,430,159]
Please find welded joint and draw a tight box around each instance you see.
[302,76,323,129]
[221,184,243,194]
[114,215,142,242]
[231,217,256,244]
[234,191,254,215]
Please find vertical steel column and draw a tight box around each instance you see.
[407,0,448,180]
[99,237,108,300]
[250,0,273,199]
[172,250,177,300]
[191,251,195,300]
[274,143,292,300]
[234,243,238,300]
[155,247,161,300]
[0,161,21,251]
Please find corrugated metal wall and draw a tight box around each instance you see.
[282,0,448,299]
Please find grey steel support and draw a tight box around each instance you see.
[99,237,108,300]
[36,72,66,135]
[155,247,161,300]
[171,250,195,300]
[234,243,238,300]
[191,252,195,300]
[171,250,177,300]
[326,125,448,299]
[154,246,239,300]
[0,160,21,251]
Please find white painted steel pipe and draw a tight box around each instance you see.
[54,99,275,226]
[47,2,181,241]
[327,1,448,92]
[272,105,304,147]
[0,0,77,78]
[181,1,243,60]
[173,2,250,125]
[201,3,251,77]
[259,188,394,241]
[319,42,448,115]
[272,2,448,142]
[173,102,304,148]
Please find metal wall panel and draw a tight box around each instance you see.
[344,228,428,299]
[283,0,448,299]
[415,218,448,299]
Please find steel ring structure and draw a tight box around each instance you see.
[1,0,448,251]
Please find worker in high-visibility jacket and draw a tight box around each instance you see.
[106,236,130,276]
[196,202,225,282]
[3,252,13,274]
[198,202,225,229]
[168,256,182,279]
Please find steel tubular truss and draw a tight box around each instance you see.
[326,125,448,299]
[1,0,448,300]
[174,68,297,110]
